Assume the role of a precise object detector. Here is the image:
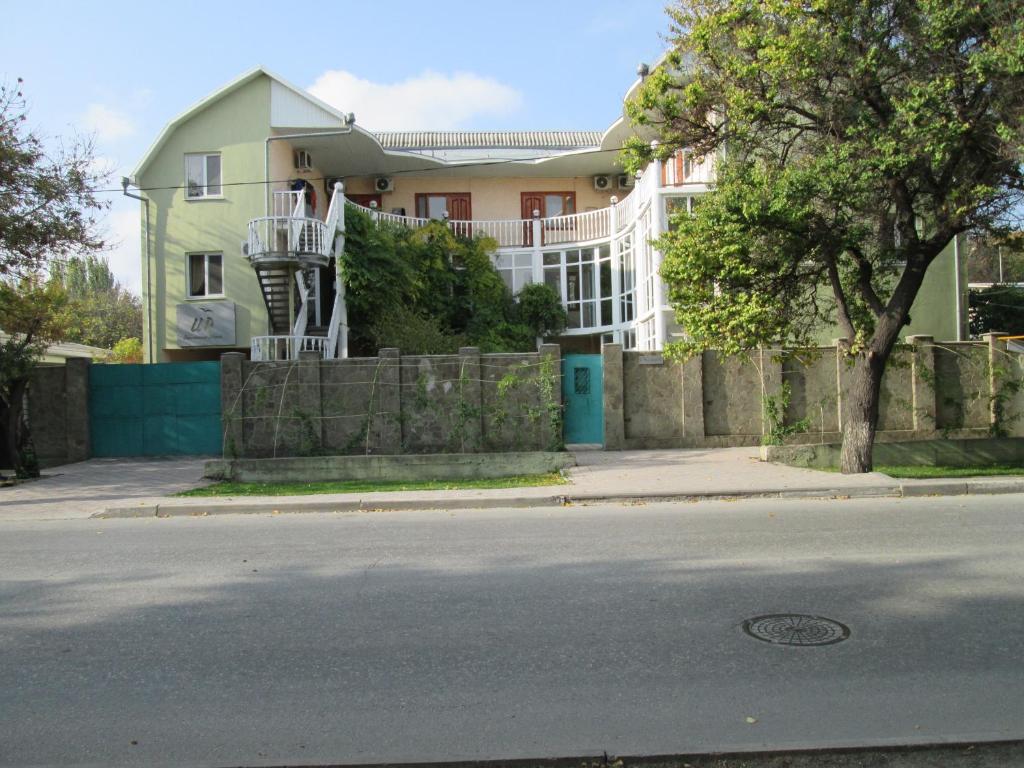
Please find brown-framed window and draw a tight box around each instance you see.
[415,193,471,221]
[521,192,577,246]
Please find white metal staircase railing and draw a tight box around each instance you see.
[292,270,308,338]
[323,182,345,358]
[250,335,329,361]
[248,182,349,361]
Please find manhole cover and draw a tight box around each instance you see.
[743,614,849,646]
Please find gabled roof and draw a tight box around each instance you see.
[131,65,352,180]
[131,65,642,181]
[374,131,602,150]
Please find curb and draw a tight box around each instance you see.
[93,478,1024,518]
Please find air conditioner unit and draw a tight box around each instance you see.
[294,149,313,171]
[374,176,394,193]
[617,174,635,190]
[324,176,344,195]
[593,175,612,191]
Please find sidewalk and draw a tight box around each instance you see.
[3,448,1021,521]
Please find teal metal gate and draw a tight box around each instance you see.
[562,354,603,445]
[89,362,222,457]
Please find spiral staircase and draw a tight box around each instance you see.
[245,183,347,360]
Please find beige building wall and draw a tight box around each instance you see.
[267,138,332,219]
[343,175,622,219]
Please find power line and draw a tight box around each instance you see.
[96,146,639,195]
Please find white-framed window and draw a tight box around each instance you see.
[185,153,222,199]
[187,252,224,297]
[494,251,535,294]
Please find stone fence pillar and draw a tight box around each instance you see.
[376,348,402,454]
[602,343,625,449]
[64,357,91,463]
[297,350,323,454]
[457,347,483,453]
[985,331,1024,437]
[220,352,245,458]
[907,335,936,433]
[757,348,783,439]
[538,343,562,450]
[680,353,705,443]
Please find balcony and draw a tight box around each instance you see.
[245,216,332,269]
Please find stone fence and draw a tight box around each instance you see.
[220,345,563,459]
[602,334,1024,449]
[26,359,90,468]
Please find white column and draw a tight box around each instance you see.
[609,196,622,328]
[335,182,349,358]
[650,140,667,350]
[531,209,543,285]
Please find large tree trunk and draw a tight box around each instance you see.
[840,349,888,473]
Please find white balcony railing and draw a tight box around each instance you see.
[247,216,331,264]
[251,335,328,361]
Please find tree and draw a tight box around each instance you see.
[969,285,1024,336]
[341,207,562,354]
[0,80,107,277]
[0,79,107,476]
[626,0,1024,472]
[49,254,142,349]
[108,337,143,364]
[0,279,68,476]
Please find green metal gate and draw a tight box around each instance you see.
[89,362,221,457]
[562,353,603,445]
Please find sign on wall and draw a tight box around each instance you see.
[176,302,236,347]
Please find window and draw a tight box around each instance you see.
[521,192,576,219]
[185,153,222,199]
[494,251,535,294]
[415,193,471,220]
[188,253,224,297]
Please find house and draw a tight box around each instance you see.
[130,66,966,363]
[0,331,110,365]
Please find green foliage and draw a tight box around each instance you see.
[0,80,107,278]
[629,0,1024,361]
[512,283,568,339]
[761,380,811,446]
[49,254,142,350]
[0,278,69,476]
[628,0,1024,470]
[108,337,143,364]
[341,206,558,354]
[969,285,1024,336]
[369,306,464,355]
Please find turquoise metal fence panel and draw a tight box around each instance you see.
[561,354,603,445]
[89,362,221,457]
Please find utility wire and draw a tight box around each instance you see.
[96,146,640,195]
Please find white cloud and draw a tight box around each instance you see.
[81,103,136,142]
[103,206,142,295]
[307,70,524,130]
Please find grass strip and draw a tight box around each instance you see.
[876,464,1024,479]
[177,472,567,497]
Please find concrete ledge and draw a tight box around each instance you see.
[92,475,1024,519]
[762,437,1024,469]
[900,481,969,497]
[204,451,576,484]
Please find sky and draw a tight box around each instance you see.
[0,0,672,295]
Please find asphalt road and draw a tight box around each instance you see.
[1,496,1023,768]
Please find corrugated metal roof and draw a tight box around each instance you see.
[373,131,603,150]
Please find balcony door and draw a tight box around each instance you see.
[521,192,576,246]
